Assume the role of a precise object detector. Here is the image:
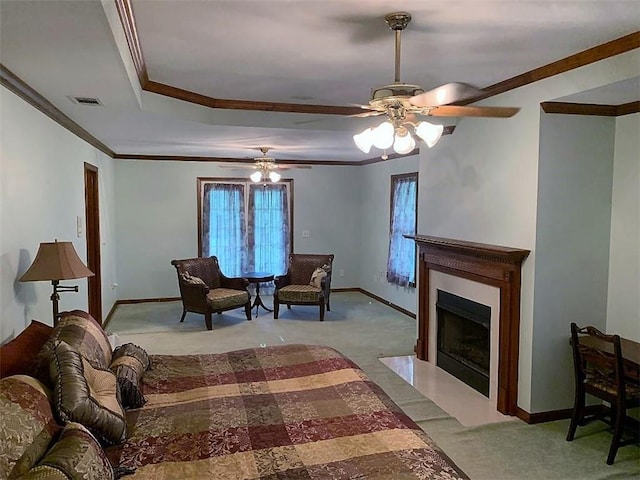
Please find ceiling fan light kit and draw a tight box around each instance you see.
[249,147,283,183]
[249,170,281,183]
[353,12,519,157]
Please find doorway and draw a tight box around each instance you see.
[84,163,102,324]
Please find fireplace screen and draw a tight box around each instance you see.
[436,290,491,397]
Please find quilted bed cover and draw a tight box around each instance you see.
[106,344,468,479]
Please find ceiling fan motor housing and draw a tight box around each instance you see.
[370,83,424,104]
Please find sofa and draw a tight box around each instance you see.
[0,310,469,479]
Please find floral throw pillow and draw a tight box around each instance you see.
[18,422,114,480]
[0,375,60,479]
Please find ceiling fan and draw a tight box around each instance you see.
[223,147,310,183]
[353,12,520,155]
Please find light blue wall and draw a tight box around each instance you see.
[359,155,420,314]
[113,161,362,300]
[532,113,615,411]
[0,87,118,341]
[607,113,640,340]
[113,155,421,314]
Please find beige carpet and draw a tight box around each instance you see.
[106,291,640,480]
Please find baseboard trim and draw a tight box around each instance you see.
[515,404,604,424]
[354,288,416,319]
[101,302,120,329]
[107,291,415,322]
[117,297,181,304]
[101,297,181,330]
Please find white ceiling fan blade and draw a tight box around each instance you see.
[410,83,482,107]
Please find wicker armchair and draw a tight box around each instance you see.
[273,253,334,321]
[171,256,252,330]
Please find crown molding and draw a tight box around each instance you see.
[541,100,640,116]
[463,32,640,106]
[115,2,638,114]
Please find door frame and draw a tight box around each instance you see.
[84,162,102,323]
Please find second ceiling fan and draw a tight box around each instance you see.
[353,12,520,155]
[223,147,310,183]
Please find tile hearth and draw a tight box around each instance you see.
[380,355,517,427]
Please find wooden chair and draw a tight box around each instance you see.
[273,254,334,321]
[171,256,252,330]
[566,323,640,464]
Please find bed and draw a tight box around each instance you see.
[105,343,468,479]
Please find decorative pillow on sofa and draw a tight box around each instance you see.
[49,341,126,446]
[109,343,150,409]
[18,422,114,480]
[34,311,112,388]
[0,320,53,379]
[0,375,60,479]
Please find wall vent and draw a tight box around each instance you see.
[70,96,103,106]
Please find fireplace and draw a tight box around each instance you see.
[410,235,529,415]
[436,290,491,397]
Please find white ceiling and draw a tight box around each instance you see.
[1,1,639,163]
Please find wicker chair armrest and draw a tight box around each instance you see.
[321,271,332,294]
[220,276,249,290]
[274,274,290,289]
[179,282,209,307]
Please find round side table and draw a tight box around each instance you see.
[243,272,274,317]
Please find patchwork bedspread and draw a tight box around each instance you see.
[106,344,468,479]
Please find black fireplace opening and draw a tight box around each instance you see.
[436,290,491,397]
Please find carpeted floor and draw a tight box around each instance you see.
[106,291,640,480]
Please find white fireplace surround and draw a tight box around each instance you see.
[428,271,501,406]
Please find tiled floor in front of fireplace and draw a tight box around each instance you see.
[380,355,517,427]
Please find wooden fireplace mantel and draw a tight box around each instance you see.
[409,235,530,415]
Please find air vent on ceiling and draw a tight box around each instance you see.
[70,96,103,106]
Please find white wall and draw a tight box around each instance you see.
[113,161,362,300]
[359,155,420,314]
[0,87,118,342]
[532,113,615,411]
[417,49,639,412]
[607,113,640,341]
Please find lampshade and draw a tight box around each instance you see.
[372,121,395,149]
[415,121,444,148]
[268,171,281,182]
[353,128,374,154]
[20,241,94,282]
[250,171,263,183]
[393,129,416,154]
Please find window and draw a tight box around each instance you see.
[387,173,418,287]
[198,178,293,276]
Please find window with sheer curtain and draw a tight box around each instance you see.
[199,179,292,277]
[387,173,418,287]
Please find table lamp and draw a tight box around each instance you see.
[19,240,94,325]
